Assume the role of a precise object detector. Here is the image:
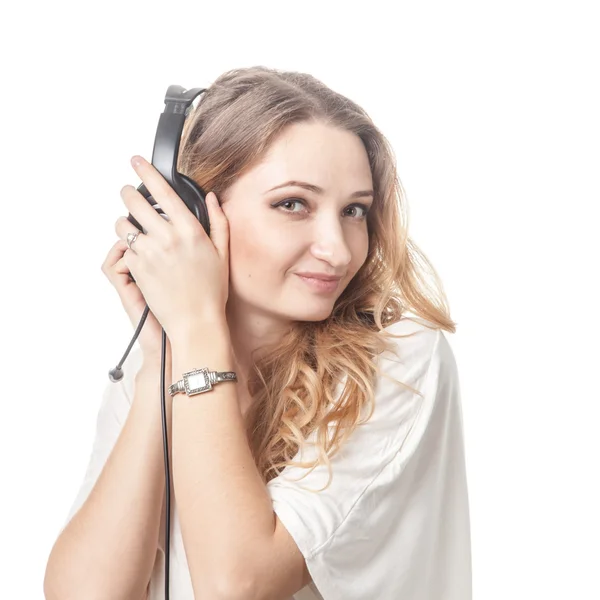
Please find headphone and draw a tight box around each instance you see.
[108,84,208,600]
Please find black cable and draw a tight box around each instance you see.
[110,306,172,599]
[160,327,171,599]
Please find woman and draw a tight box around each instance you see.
[44,66,471,600]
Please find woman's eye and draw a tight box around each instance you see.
[345,204,370,219]
[277,198,305,213]
[273,198,370,220]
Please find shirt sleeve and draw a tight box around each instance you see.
[266,319,471,600]
[59,347,145,534]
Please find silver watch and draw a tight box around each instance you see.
[168,367,237,397]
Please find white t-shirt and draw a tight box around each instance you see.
[60,316,472,599]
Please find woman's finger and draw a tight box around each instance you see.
[101,239,127,274]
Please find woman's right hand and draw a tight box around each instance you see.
[101,237,172,369]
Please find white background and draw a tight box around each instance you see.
[1,0,598,597]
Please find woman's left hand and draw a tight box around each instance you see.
[115,155,230,342]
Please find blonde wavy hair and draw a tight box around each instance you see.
[178,66,457,489]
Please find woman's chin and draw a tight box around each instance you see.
[289,302,335,322]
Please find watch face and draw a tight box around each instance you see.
[184,368,212,395]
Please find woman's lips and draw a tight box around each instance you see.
[295,274,340,293]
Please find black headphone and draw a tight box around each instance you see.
[108,84,208,600]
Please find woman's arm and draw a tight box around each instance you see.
[44,361,171,600]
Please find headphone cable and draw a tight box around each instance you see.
[109,305,172,599]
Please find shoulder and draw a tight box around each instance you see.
[381,315,459,391]
[367,315,459,444]
[376,315,451,392]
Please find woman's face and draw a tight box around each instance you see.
[221,121,374,325]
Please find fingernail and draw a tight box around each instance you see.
[131,155,142,168]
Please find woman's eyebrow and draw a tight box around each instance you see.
[265,180,374,199]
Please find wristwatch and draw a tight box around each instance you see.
[168,367,238,397]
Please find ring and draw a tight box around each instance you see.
[126,231,140,250]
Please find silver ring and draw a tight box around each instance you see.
[126,231,140,250]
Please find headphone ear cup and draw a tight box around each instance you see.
[178,173,209,235]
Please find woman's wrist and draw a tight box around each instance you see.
[136,357,173,389]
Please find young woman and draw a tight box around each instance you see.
[45,66,471,600]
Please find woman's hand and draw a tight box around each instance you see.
[101,237,172,367]
[115,155,230,344]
